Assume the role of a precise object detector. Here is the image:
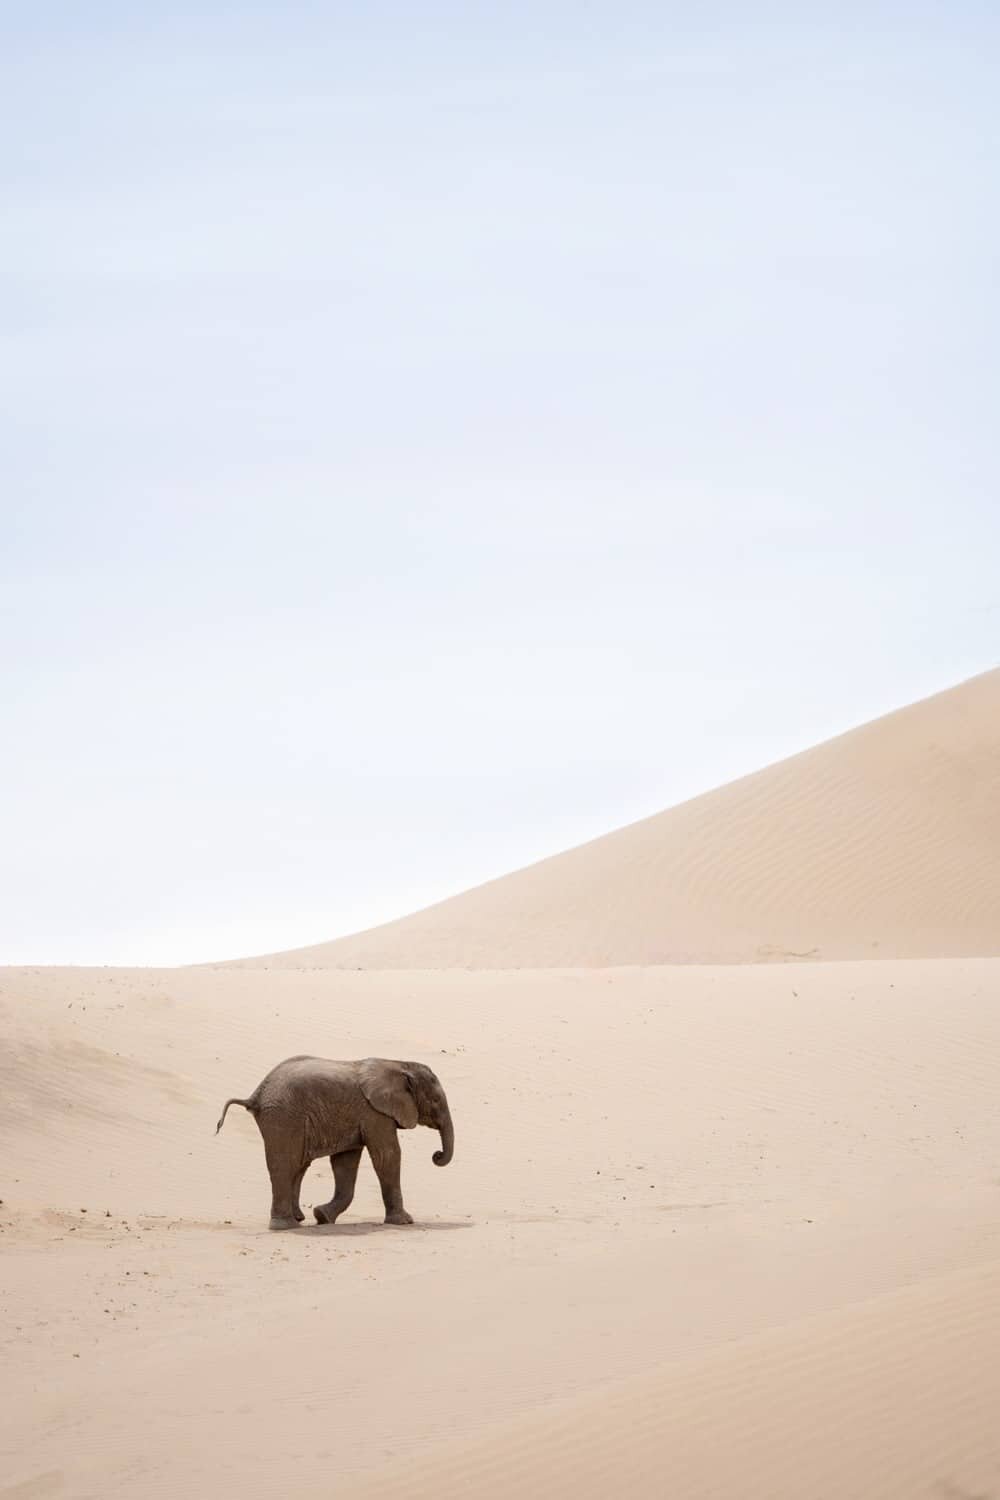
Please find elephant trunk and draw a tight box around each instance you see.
[432,1105,454,1167]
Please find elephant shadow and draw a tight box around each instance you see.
[296,1218,473,1237]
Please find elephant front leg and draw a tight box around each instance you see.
[368,1133,413,1226]
[313,1148,362,1225]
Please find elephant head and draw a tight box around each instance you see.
[358,1058,454,1166]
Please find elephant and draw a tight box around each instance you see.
[216,1055,454,1231]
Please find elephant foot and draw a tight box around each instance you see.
[268,1216,299,1231]
[294,1208,305,1222]
[384,1210,414,1226]
[313,1204,336,1225]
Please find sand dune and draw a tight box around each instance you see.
[4,959,1000,1496]
[358,1257,1000,1500]
[4,669,1000,1496]
[239,668,1000,969]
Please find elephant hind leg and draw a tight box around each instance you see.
[314,1148,362,1225]
[264,1129,305,1231]
[291,1166,307,1222]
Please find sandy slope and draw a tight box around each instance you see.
[358,1258,1000,1500]
[5,671,1000,1495]
[3,959,1000,1497]
[238,668,1000,969]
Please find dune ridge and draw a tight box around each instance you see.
[237,668,1000,969]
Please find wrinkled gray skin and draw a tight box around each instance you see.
[216,1056,454,1231]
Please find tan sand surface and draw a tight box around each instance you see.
[358,1256,1000,1500]
[3,959,1000,1497]
[239,668,1000,969]
[4,672,999,1495]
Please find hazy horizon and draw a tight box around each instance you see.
[4,3,999,964]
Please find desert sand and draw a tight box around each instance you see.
[240,668,1000,969]
[3,670,999,1498]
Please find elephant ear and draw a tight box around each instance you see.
[359,1059,418,1129]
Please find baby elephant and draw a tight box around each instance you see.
[216,1055,455,1230]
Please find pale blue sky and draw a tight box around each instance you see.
[3,3,998,964]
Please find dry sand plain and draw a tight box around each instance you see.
[3,670,1000,1498]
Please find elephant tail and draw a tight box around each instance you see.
[215,1094,259,1134]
